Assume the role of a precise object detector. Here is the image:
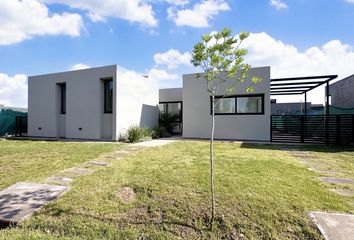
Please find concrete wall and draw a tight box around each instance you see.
[115,66,159,139]
[329,74,354,108]
[28,65,117,140]
[183,67,271,141]
[159,88,183,102]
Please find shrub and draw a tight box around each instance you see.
[126,125,152,143]
[151,126,170,139]
[159,112,179,134]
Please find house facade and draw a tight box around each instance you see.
[28,65,159,140]
[160,66,271,141]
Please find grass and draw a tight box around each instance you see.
[0,140,353,239]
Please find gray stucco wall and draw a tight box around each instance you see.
[159,88,183,102]
[182,67,271,141]
[329,75,354,108]
[28,65,117,140]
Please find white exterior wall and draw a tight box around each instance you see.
[159,88,183,102]
[28,65,117,140]
[115,67,159,139]
[183,67,271,141]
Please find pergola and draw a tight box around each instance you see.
[270,75,338,116]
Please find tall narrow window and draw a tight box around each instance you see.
[60,84,66,114]
[104,79,113,113]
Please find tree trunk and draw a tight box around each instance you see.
[210,95,216,230]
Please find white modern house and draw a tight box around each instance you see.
[160,66,271,141]
[28,65,159,140]
[28,65,271,141]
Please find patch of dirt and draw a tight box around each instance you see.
[117,187,137,203]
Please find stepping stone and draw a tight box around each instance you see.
[46,176,73,185]
[320,177,354,185]
[63,167,93,175]
[85,161,109,166]
[114,150,130,155]
[310,212,354,240]
[0,182,69,225]
[332,189,354,197]
[103,155,118,159]
[308,168,342,174]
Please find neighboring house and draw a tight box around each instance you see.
[271,101,311,115]
[28,65,159,141]
[329,74,354,108]
[0,104,27,113]
[160,66,271,141]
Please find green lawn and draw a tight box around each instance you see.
[0,140,353,239]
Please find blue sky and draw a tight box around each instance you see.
[0,0,354,107]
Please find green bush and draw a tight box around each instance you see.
[151,126,171,139]
[126,125,152,143]
[159,112,179,134]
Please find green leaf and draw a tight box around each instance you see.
[239,32,250,41]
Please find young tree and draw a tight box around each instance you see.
[191,28,261,229]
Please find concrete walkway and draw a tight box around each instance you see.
[133,138,179,147]
[310,212,354,240]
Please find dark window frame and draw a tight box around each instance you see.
[210,94,265,115]
[103,78,113,114]
[59,84,66,114]
[159,101,183,122]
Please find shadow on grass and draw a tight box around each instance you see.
[239,142,354,153]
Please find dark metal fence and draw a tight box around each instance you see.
[271,115,354,145]
[15,116,28,136]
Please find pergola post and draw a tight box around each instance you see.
[325,81,330,144]
[304,92,307,116]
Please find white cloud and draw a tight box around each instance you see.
[167,0,230,27]
[243,32,354,103]
[148,68,179,81]
[346,0,354,3]
[244,32,354,79]
[41,0,158,27]
[0,0,83,45]
[270,0,288,10]
[0,73,28,107]
[154,49,192,69]
[71,63,90,71]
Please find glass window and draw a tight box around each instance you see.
[237,96,263,114]
[167,102,181,120]
[158,103,167,114]
[60,84,66,114]
[215,98,235,114]
[104,79,113,113]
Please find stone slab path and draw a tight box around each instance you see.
[0,182,69,224]
[0,137,179,226]
[320,177,354,185]
[46,176,73,185]
[310,212,354,240]
[85,161,109,166]
[332,189,354,197]
[62,167,93,175]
